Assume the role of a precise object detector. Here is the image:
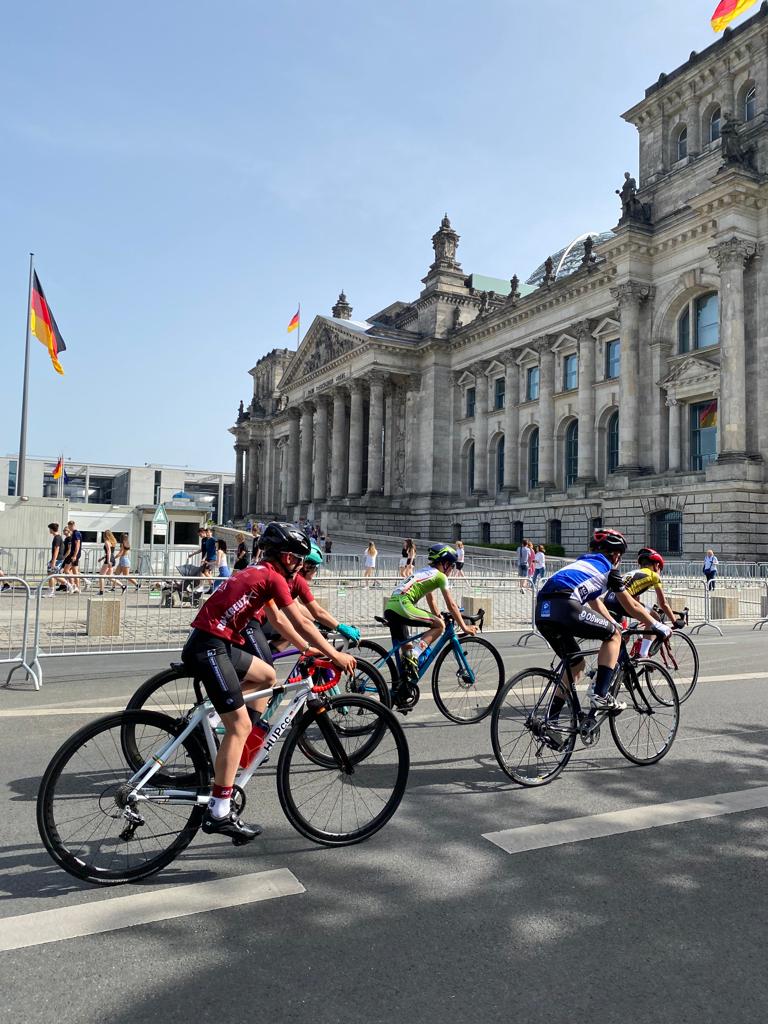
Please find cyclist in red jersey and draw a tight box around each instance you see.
[182,521,356,844]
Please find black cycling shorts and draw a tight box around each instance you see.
[383,607,431,645]
[240,619,274,665]
[535,597,617,663]
[181,629,255,715]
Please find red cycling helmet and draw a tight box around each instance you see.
[592,528,628,554]
[638,547,664,571]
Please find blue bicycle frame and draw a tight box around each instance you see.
[372,616,478,690]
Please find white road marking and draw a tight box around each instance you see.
[483,785,768,855]
[0,869,305,952]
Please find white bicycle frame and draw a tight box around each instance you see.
[126,678,317,807]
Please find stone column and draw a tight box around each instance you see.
[247,441,259,514]
[298,403,314,504]
[687,87,701,156]
[330,387,348,499]
[366,374,386,495]
[347,380,365,497]
[286,409,300,507]
[710,238,759,460]
[383,384,394,497]
[576,321,596,482]
[612,282,651,472]
[313,395,329,503]
[404,376,422,495]
[666,396,681,472]
[537,340,556,489]
[234,445,244,518]
[263,427,274,512]
[503,359,519,493]
[473,364,489,495]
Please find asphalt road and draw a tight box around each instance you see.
[2,627,767,1024]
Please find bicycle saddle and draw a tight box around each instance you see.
[374,615,389,626]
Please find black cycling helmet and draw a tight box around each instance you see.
[591,527,628,555]
[257,522,311,558]
[427,544,458,566]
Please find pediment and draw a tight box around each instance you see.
[593,317,620,338]
[279,318,362,388]
[552,332,578,352]
[486,359,506,377]
[659,355,720,395]
[515,346,540,366]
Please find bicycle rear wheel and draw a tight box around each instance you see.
[609,661,679,766]
[431,635,504,723]
[277,695,409,846]
[338,658,392,710]
[37,710,210,885]
[491,669,577,786]
[127,665,204,719]
[653,632,699,703]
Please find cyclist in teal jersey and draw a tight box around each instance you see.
[384,544,477,679]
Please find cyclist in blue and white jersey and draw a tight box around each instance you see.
[536,528,671,711]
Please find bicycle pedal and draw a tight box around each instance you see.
[231,834,258,847]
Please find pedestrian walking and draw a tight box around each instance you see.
[363,541,378,586]
[400,538,416,578]
[98,530,118,594]
[62,520,83,592]
[213,539,232,590]
[533,545,547,586]
[234,537,249,572]
[45,522,65,595]
[527,540,536,582]
[324,534,333,555]
[455,540,466,578]
[703,549,719,591]
[517,539,530,591]
[114,535,140,589]
[250,524,261,561]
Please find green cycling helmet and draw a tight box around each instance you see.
[304,542,324,567]
[427,544,458,566]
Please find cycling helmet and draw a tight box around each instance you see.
[427,544,458,566]
[591,528,628,555]
[257,522,311,558]
[304,542,324,567]
[638,547,665,571]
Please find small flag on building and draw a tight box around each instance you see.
[287,307,300,333]
[30,272,67,375]
[711,0,757,33]
[52,455,64,480]
[700,402,718,428]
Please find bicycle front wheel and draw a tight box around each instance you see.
[610,661,679,765]
[431,635,504,723]
[491,669,577,786]
[37,710,210,885]
[654,632,699,703]
[277,695,409,846]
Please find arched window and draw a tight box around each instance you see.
[676,125,688,161]
[528,429,539,489]
[547,519,562,547]
[709,106,721,143]
[467,442,475,495]
[496,436,505,491]
[745,85,757,122]
[678,293,719,352]
[607,411,619,474]
[565,420,579,487]
[650,510,683,555]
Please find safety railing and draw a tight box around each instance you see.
[0,577,40,689]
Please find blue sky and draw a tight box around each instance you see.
[0,0,734,472]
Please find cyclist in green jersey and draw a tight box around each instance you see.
[384,544,477,680]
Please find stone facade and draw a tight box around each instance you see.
[231,7,768,559]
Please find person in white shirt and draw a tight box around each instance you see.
[363,541,378,587]
[703,550,719,591]
[533,545,546,586]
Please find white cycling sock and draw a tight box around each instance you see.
[208,796,231,818]
[639,638,653,658]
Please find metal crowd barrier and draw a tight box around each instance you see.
[0,577,40,689]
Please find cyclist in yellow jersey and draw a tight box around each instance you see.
[604,547,683,656]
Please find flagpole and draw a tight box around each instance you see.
[297,302,301,350]
[16,253,34,499]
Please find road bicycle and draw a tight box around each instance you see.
[627,606,699,703]
[490,629,680,786]
[353,609,504,724]
[37,655,409,886]
[126,629,390,729]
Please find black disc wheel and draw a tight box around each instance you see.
[491,669,577,786]
[649,632,699,704]
[354,639,397,687]
[431,635,504,724]
[277,695,409,846]
[37,710,210,886]
[610,661,680,765]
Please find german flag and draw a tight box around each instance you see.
[52,455,64,480]
[31,272,66,375]
[711,0,757,33]
[287,308,300,333]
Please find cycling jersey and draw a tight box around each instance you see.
[388,567,448,606]
[538,553,625,605]
[253,572,314,625]
[605,566,661,609]
[191,562,293,643]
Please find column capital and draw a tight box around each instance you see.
[665,394,679,408]
[573,318,597,342]
[347,378,365,396]
[299,399,315,416]
[286,405,301,421]
[333,383,349,399]
[403,373,422,393]
[610,281,653,307]
[366,370,389,389]
[314,390,331,409]
[709,236,761,271]
[466,359,491,379]
[531,335,555,358]
[234,443,246,453]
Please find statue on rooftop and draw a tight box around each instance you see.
[540,257,555,288]
[720,112,756,170]
[616,171,652,224]
[581,235,597,268]
[508,275,521,304]
[452,305,462,330]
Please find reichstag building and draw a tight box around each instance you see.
[231,6,768,560]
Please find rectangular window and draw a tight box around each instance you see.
[690,400,718,470]
[526,366,540,401]
[173,521,202,545]
[563,353,578,391]
[605,340,620,379]
[153,470,162,505]
[7,460,17,497]
[466,387,476,418]
[144,520,169,545]
[696,294,719,349]
[494,377,505,410]
[88,476,115,505]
